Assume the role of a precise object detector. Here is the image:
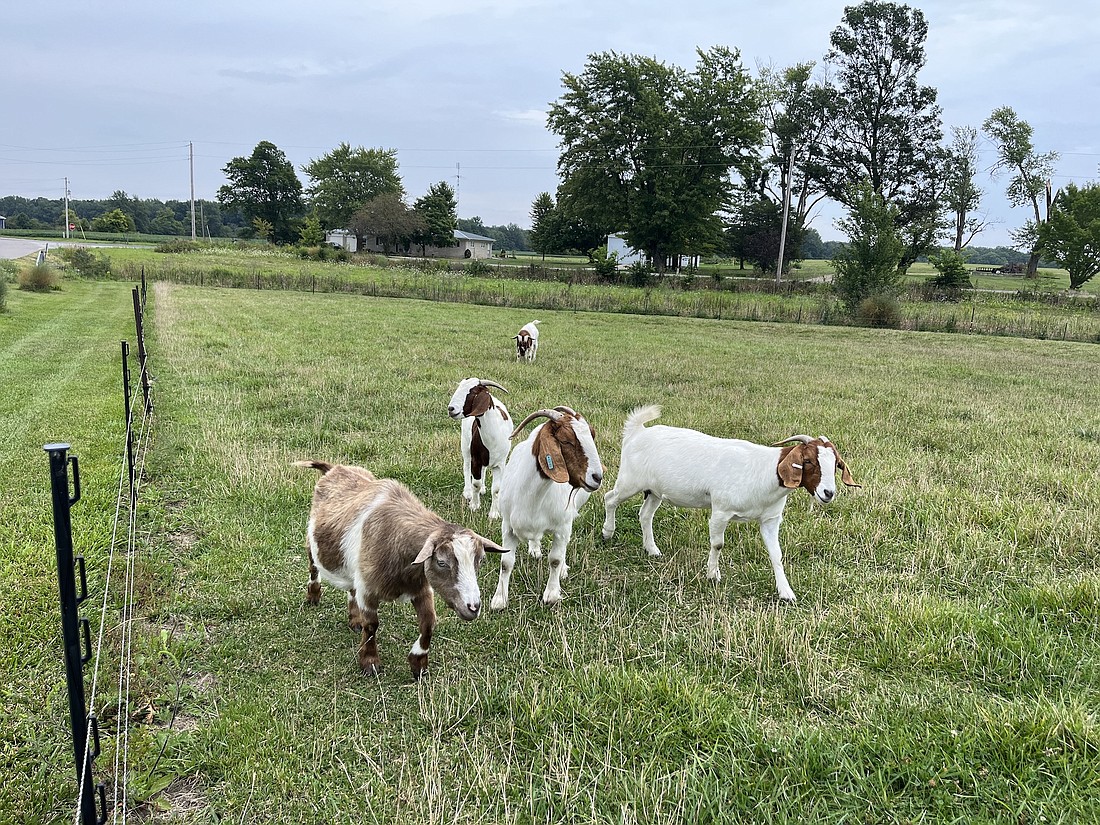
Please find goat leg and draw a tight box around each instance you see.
[408,591,436,680]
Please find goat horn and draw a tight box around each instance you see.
[479,379,509,394]
[510,409,562,438]
[553,405,577,416]
[771,434,815,446]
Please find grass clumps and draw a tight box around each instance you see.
[17,262,59,292]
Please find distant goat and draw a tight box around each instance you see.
[447,377,511,518]
[601,406,859,601]
[514,320,541,362]
[296,460,504,679]
[490,406,603,610]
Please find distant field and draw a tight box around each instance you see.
[3,278,1097,823]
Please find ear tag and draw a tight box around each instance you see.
[545,455,555,470]
[791,463,803,469]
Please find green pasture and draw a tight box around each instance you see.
[2,276,1099,823]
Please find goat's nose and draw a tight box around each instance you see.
[467,600,481,616]
[591,471,604,486]
[821,489,835,502]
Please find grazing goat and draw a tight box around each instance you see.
[601,406,859,602]
[296,460,504,679]
[447,377,511,518]
[514,320,541,363]
[490,406,604,610]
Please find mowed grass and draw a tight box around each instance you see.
[4,278,1100,823]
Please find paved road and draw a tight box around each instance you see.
[0,238,47,260]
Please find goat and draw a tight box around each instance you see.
[514,320,541,363]
[447,377,511,518]
[600,406,859,602]
[295,460,504,679]
[490,406,604,610]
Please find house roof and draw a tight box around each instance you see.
[454,229,495,243]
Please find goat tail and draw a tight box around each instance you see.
[622,405,662,442]
[294,459,335,475]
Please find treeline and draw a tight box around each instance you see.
[0,193,246,237]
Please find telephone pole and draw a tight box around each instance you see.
[189,141,197,241]
[64,177,70,239]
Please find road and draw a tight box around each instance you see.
[0,238,47,260]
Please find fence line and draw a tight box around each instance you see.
[47,284,154,825]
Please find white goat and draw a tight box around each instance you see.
[601,406,859,602]
[296,460,504,679]
[490,406,604,610]
[447,377,511,518]
[514,320,541,362]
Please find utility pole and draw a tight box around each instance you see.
[455,162,461,218]
[189,141,197,241]
[64,177,70,239]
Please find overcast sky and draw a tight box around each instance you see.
[3,1,1097,246]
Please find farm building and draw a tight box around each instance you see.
[607,232,700,271]
[0,215,6,230]
[325,228,495,259]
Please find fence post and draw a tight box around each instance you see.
[121,342,136,506]
[132,288,152,414]
[140,265,147,308]
[44,443,104,825]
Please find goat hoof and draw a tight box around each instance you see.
[541,594,563,608]
[359,657,382,676]
[489,597,508,612]
[409,653,429,680]
[777,592,797,603]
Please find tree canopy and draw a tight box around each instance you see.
[1038,182,1100,289]
[303,143,403,230]
[548,47,761,272]
[814,0,947,272]
[217,141,303,243]
[412,181,458,252]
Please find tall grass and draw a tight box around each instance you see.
[4,280,1098,823]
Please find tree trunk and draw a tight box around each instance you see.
[1026,249,1040,278]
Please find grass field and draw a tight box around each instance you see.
[3,276,1099,823]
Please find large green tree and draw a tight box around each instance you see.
[302,143,403,231]
[412,181,458,254]
[528,191,559,260]
[547,47,761,273]
[351,193,423,254]
[217,141,304,244]
[832,179,904,312]
[1037,182,1100,290]
[813,1,947,272]
[982,106,1059,277]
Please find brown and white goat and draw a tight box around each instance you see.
[447,378,511,518]
[296,460,504,679]
[601,406,860,601]
[490,406,603,610]
[514,320,541,363]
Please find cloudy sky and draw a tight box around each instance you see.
[3,1,1097,245]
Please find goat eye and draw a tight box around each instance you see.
[436,558,450,569]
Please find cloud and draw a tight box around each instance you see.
[495,109,548,126]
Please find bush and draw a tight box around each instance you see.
[18,263,59,292]
[0,263,9,311]
[627,261,653,288]
[155,239,201,254]
[465,259,492,276]
[925,249,972,301]
[63,247,112,278]
[856,294,902,328]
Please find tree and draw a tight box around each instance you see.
[832,180,904,311]
[351,193,423,254]
[548,48,761,273]
[149,207,186,236]
[813,1,947,272]
[943,126,988,252]
[982,106,1060,277]
[412,181,457,254]
[298,215,325,246]
[725,195,804,274]
[749,62,831,271]
[91,208,136,234]
[528,192,559,260]
[1037,182,1100,289]
[302,143,403,230]
[217,141,304,244]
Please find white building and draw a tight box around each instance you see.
[326,228,495,259]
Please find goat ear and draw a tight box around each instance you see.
[464,387,493,417]
[472,532,507,554]
[777,446,804,489]
[834,449,861,488]
[412,536,436,565]
[535,425,569,483]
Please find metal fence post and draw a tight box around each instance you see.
[44,443,103,825]
[131,288,152,413]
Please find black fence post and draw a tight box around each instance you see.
[132,288,152,414]
[140,265,147,308]
[121,342,136,505]
[44,443,103,825]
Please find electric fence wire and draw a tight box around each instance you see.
[71,353,153,825]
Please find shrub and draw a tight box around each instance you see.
[0,264,9,311]
[18,263,59,292]
[155,239,201,254]
[832,180,903,311]
[856,294,902,328]
[64,247,111,278]
[925,249,972,301]
[627,261,653,287]
[465,259,492,276]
